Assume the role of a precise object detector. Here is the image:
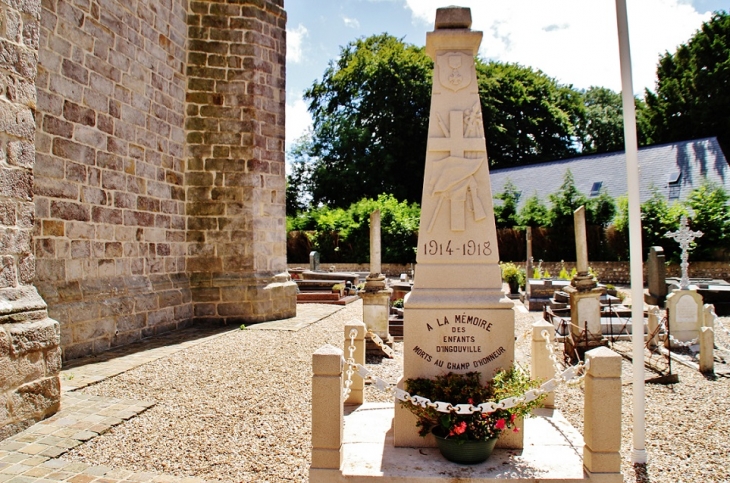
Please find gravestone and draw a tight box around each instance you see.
[564,206,604,359]
[362,210,394,350]
[666,290,703,343]
[394,6,516,448]
[644,246,667,306]
[309,251,320,272]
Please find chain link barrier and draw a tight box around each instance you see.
[366,330,395,358]
[659,318,700,350]
[342,328,358,402]
[342,330,589,413]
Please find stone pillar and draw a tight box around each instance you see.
[0,0,62,439]
[565,206,603,360]
[344,320,365,405]
[185,0,296,324]
[699,327,714,374]
[583,347,622,480]
[362,210,392,350]
[310,344,343,473]
[369,210,382,277]
[703,303,716,328]
[531,320,555,408]
[647,306,660,350]
[525,226,533,287]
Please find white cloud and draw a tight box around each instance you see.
[286,93,313,152]
[404,0,710,94]
[287,24,309,64]
[343,15,361,29]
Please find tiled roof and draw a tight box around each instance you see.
[489,137,728,207]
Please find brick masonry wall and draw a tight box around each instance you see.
[185,0,295,323]
[34,0,192,360]
[0,0,61,439]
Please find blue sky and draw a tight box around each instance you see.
[285,0,728,151]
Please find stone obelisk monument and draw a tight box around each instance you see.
[394,6,515,447]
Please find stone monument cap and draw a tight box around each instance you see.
[435,6,472,29]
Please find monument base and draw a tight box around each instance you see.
[310,403,617,483]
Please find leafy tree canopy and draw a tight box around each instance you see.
[494,179,521,228]
[288,35,607,209]
[576,87,652,154]
[645,12,730,153]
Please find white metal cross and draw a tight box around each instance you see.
[665,216,703,290]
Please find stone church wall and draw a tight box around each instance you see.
[0,0,61,439]
[31,0,294,362]
[34,0,192,360]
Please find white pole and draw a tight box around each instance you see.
[615,0,647,464]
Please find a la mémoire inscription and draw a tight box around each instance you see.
[412,313,506,371]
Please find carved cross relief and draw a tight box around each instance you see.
[426,108,487,232]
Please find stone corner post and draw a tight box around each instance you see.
[699,326,714,374]
[531,320,556,408]
[311,344,344,474]
[344,320,366,405]
[583,347,622,481]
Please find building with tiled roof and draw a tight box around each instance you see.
[490,137,728,207]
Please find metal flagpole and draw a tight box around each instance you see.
[615,0,647,464]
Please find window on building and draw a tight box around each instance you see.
[590,181,603,197]
[668,172,681,200]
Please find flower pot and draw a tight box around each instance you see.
[432,430,498,464]
[508,279,520,294]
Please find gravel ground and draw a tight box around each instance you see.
[64,299,730,483]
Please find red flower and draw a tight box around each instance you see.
[468,398,474,405]
[510,413,517,423]
[453,421,467,435]
[495,419,506,430]
[513,427,520,433]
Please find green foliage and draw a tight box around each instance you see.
[239,324,247,330]
[499,262,525,288]
[683,183,730,259]
[645,12,730,153]
[392,298,404,309]
[576,87,652,154]
[477,60,582,169]
[586,187,617,227]
[401,370,545,441]
[286,194,420,263]
[558,261,570,280]
[494,180,521,228]
[294,34,433,208]
[518,194,550,227]
[547,170,588,228]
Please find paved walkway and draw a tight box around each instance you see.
[0,304,344,483]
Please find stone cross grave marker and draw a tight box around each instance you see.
[665,216,702,290]
[395,6,516,448]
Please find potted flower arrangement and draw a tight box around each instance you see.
[499,262,525,295]
[401,368,545,464]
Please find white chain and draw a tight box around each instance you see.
[367,331,395,358]
[347,331,589,414]
[660,319,700,349]
[342,328,358,402]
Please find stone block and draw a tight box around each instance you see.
[8,376,61,421]
[7,318,60,356]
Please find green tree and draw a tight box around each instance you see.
[586,187,617,226]
[683,182,730,259]
[547,170,588,228]
[645,12,730,153]
[614,189,686,261]
[288,35,591,209]
[576,87,652,154]
[477,61,583,168]
[297,34,433,208]
[494,179,521,228]
[518,193,549,227]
